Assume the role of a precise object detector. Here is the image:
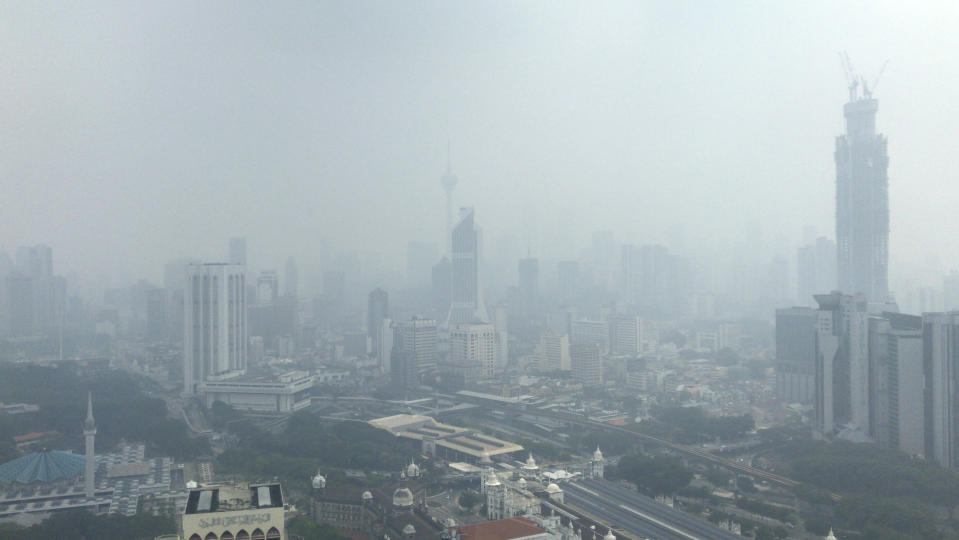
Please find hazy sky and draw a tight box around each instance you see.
[2,1,958,286]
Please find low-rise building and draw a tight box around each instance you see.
[182,483,285,540]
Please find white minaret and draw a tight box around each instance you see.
[441,142,458,254]
[83,392,96,501]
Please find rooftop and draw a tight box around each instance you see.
[454,517,546,540]
[185,483,283,514]
[0,451,84,485]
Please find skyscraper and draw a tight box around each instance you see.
[394,317,437,377]
[447,208,488,325]
[835,82,889,302]
[775,307,817,404]
[84,392,96,501]
[572,343,603,387]
[183,263,247,396]
[868,312,923,455]
[367,288,389,356]
[450,323,496,382]
[921,313,959,467]
[814,292,869,436]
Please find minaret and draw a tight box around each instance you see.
[83,392,96,501]
[440,141,458,255]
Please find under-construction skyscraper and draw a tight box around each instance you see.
[835,73,889,302]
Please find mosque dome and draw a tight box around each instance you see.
[0,451,85,485]
[393,487,414,508]
[518,477,527,488]
[402,523,417,536]
[407,460,421,478]
[362,490,373,501]
[593,447,604,461]
[605,530,616,540]
[525,453,538,469]
[546,483,562,494]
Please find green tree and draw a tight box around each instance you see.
[614,454,692,496]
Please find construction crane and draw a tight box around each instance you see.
[863,59,889,98]
[840,51,859,102]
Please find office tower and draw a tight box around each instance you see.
[572,343,603,387]
[183,263,247,396]
[228,237,247,266]
[539,331,570,372]
[407,241,438,288]
[284,256,298,298]
[775,307,817,404]
[922,313,959,467]
[608,315,657,356]
[814,292,869,436]
[441,145,458,254]
[378,318,393,374]
[83,393,96,500]
[12,244,62,337]
[447,208,488,325]
[450,323,496,381]
[836,80,889,302]
[390,348,416,394]
[797,237,837,306]
[256,271,279,305]
[591,231,616,291]
[571,319,609,351]
[868,312,923,455]
[493,305,509,371]
[395,317,437,376]
[517,257,539,323]
[367,288,389,355]
[164,258,198,342]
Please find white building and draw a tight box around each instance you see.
[571,344,603,387]
[451,323,496,379]
[183,263,247,396]
[539,332,570,372]
[608,315,657,356]
[197,370,314,413]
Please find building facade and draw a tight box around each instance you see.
[183,263,247,396]
[775,307,817,404]
[835,86,889,302]
[447,208,489,325]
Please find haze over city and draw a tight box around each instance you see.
[5,2,959,540]
[3,1,959,291]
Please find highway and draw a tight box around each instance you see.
[561,483,691,540]
[568,478,741,540]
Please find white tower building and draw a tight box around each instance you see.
[183,263,247,396]
[83,392,96,500]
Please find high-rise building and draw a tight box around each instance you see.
[868,312,923,456]
[835,83,889,302]
[571,343,603,387]
[556,261,581,301]
[539,331,570,372]
[775,307,817,404]
[921,313,959,467]
[394,317,437,377]
[450,323,496,382]
[367,288,389,356]
[183,263,247,396]
[608,315,657,356]
[256,271,279,305]
[493,305,509,371]
[83,393,96,501]
[814,292,869,436]
[378,318,393,374]
[447,208,488,325]
[622,244,679,316]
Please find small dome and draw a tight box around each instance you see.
[518,478,527,488]
[480,451,492,464]
[407,460,421,478]
[826,529,837,540]
[605,530,616,540]
[362,490,373,501]
[525,453,537,468]
[312,470,327,489]
[486,473,501,487]
[546,483,562,494]
[593,446,604,461]
[403,523,416,535]
[393,487,414,508]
